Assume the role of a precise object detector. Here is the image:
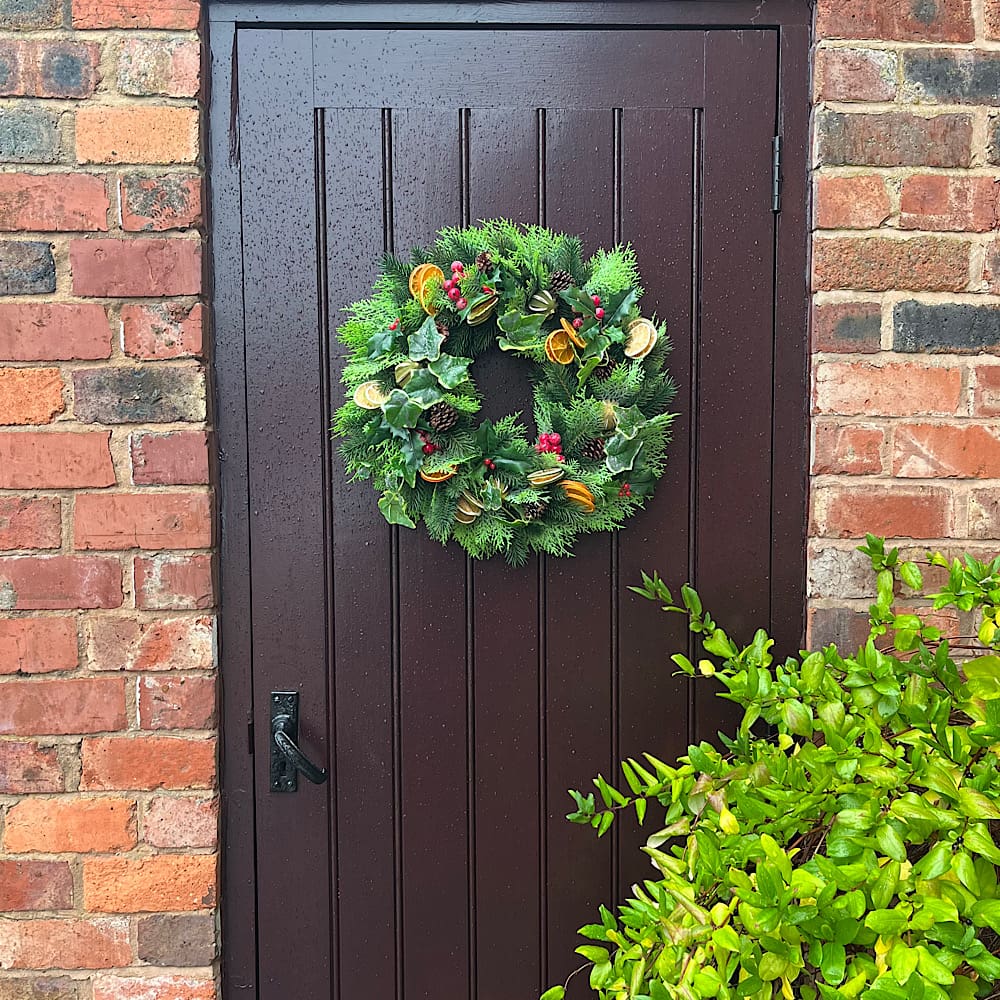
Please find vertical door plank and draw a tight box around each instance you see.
[466,106,544,1000]
[324,108,397,1000]
[391,108,472,1000]
[697,30,779,739]
[616,108,696,894]
[543,107,616,995]
[238,28,333,1000]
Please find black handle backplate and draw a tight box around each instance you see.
[269,691,328,792]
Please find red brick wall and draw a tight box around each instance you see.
[810,0,1000,647]
[0,0,215,997]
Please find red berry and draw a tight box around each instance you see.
[423,444,435,454]
[572,318,583,330]
[451,261,464,272]
[443,279,455,291]
[388,319,399,331]
[556,455,565,462]
[549,433,561,445]
[456,298,467,310]
[595,308,605,320]
[447,287,460,301]
[592,295,601,306]
[482,285,493,294]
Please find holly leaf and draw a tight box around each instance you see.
[378,493,416,528]
[492,456,532,476]
[607,287,640,326]
[427,354,473,388]
[402,369,444,407]
[481,480,505,511]
[474,420,499,456]
[605,433,644,475]
[382,389,422,438]
[397,434,423,487]
[366,326,397,359]
[581,333,611,360]
[407,315,445,362]
[577,356,603,385]
[557,287,595,314]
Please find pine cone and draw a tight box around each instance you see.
[593,358,618,381]
[522,500,548,522]
[435,319,450,342]
[547,270,573,292]
[475,251,493,271]
[581,438,606,461]
[427,401,459,433]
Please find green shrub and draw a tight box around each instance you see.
[541,537,1000,1000]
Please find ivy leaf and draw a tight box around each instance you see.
[407,315,445,362]
[377,493,416,528]
[382,389,422,438]
[366,326,397,359]
[604,433,644,475]
[427,354,473,388]
[481,480,504,512]
[401,370,444,408]
[497,311,547,337]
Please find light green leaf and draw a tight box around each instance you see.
[957,787,1000,820]
[407,315,445,362]
[900,561,923,590]
[427,354,473,388]
[381,389,422,435]
[377,493,416,529]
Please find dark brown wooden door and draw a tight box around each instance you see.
[211,5,809,999]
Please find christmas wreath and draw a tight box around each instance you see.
[333,220,676,564]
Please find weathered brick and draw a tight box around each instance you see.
[81,735,215,790]
[121,175,201,232]
[4,797,136,853]
[134,553,212,610]
[85,615,213,672]
[814,361,963,416]
[0,917,131,970]
[76,106,198,165]
[121,302,202,357]
[0,368,64,425]
[816,0,974,42]
[74,367,206,423]
[0,107,61,164]
[0,740,64,793]
[117,37,199,98]
[972,365,1000,416]
[143,796,216,849]
[900,175,1000,233]
[814,47,897,102]
[92,978,214,1000]
[815,175,890,230]
[84,854,216,913]
[0,497,61,551]
[0,431,115,489]
[0,303,112,361]
[893,423,1000,478]
[0,676,125,735]
[812,300,881,353]
[71,238,201,297]
[811,483,951,538]
[72,0,199,28]
[0,0,61,29]
[0,173,109,231]
[808,543,882,599]
[813,236,969,293]
[970,488,1000,539]
[812,421,884,475]
[0,241,54,294]
[989,0,1000,38]
[139,675,216,730]
[0,980,82,1000]
[0,40,101,99]
[136,913,215,966]
[75,492,211,551]
[903,50,1000,105]
[131,430,208,485]
[894,301,1000,353]
[0,618,77,673]
[807,606,872,652]
[816,111,972,168]
[0,555,123,610]
[0,861,73,911]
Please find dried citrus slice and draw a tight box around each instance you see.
[416,264,445,315]
[553,345,575,365]
[408,263,435,297]
[419,467,457,483]
[560,317,586,350]
[454,507,479,524]
[467,296,498,326]
[353,380,387,409]
[561,480,596,510]
[624,318,658,359]
[527,467,565,487]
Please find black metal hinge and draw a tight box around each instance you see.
[772,135,782,214]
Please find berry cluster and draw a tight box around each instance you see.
[388,318,399,331]
[418,430,440,456]
[482,458,497,471]
[618,482,632,498]
[592,294,604,320]
[443,261,468,311]
[535,432,564,461]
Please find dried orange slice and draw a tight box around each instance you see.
[527,467,564,487]
[353,380,388,409]
[454,507,479,524]
[545,330,575,365]
[420,467,457,483]
[624,318,658,359]
[561,480,596,511]
[560,317,586,349]
[408,263,436,297]
[416,264,445,315]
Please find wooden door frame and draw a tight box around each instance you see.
[206,2,811,993]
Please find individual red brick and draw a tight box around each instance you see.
[0,497,61,550]
[813,361,963,417]
[92,977,214,1000]
[973,365,1000,416]
[0,618,77,674]
[814,47,897,102]
[981,240,1000,295]
[0,174,109,232]
[143,796,217,849]
[0,917,131,970]
[813,236,970,292]
[811,483,951,538]
[990,0,1000,39]
[85,615,214,672]
[0,39,101,99]
[0,303,112,361]
[76,107,199,165]
[893,423,1000,478]
[121,175,201,232]
[74,492,212,551]
[815,175,891,230]
[812,300,881,353]
[81,735,215,790]
[83,853,216,913]
[3,797,136,853]
[816,0,974,42]
[121,302,203,358]
[131,430,209,485]
[0,556,122,610]
[139,675,216,730]
[0,741,64,793]
[70,239,201,297]
[0,861,73,911]
[900,175,1000,233]
[135,554,213,610]
[970,488,1000,539]
[72,0,199,28]
[812,421,884,475]
[0,432,115,489]
[117,38,199,98]
[0,676,125,736]
[0,368,64,425]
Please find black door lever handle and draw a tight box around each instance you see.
[269,691,327,792]
[273,717,328,785]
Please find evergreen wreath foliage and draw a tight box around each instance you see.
[333,220,676,563]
